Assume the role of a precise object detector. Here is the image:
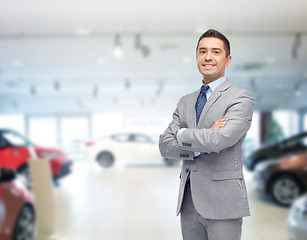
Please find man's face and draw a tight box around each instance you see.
[196,37,231,84]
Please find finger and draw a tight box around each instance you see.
[216,118,226,122]
[211,123,226,129]
[215,122,226,127]
[214,119,226,124]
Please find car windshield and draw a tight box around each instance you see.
[111,134,131,142]
[2,131,33,147]
[133,134,152,143]
[284,134,307,149]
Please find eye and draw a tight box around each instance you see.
[214,51,220,54]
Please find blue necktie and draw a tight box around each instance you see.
[186,85,210,183]
[195,85,210,125]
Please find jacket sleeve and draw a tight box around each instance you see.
[159,98,194,160]
[177,90,254,154]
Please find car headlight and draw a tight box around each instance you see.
[254,159,279,173]
[39,152,61,160]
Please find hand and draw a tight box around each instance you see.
[210,118,227,130]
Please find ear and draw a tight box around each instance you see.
[225,55,232,67]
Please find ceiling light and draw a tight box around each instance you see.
[135,34,150,57]
[114,34,122,58]
[141,46,150,57]
[135,34,141,49]
[114,47,122,58]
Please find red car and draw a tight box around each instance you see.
[0,129,73,187]
[0,167,35,240]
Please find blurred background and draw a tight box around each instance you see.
[0,0,307,240]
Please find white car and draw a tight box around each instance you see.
[286,193,307,240]
[85,133,177,167]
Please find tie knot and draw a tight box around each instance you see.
[200,85,210,93]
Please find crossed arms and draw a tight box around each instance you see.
[159,91,254,160]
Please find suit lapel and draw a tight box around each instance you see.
[197,79,232,127]
[190,89,200,128]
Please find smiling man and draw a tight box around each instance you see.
[159,29,254,240]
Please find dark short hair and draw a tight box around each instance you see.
[196,29,230,57]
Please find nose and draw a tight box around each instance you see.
[205,52,213,61]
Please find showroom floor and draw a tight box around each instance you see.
[53,161,289,240]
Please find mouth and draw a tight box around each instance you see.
[202,64,215,68]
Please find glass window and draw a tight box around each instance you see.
[244,111,260,157]
[273,110,299,137]
[2,130,31,147]
[60,116,89,156]
[92,113,124,139]
[0,114,25,134]
[29,117,57,147]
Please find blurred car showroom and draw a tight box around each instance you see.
[0,1,307,240]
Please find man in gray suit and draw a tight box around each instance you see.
[159,29,254,240]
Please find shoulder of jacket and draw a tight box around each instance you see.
[228,84,254,98]
[180,90,198,101]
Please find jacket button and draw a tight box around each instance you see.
[186,169,189,173]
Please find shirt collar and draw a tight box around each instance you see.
[205,76,227,92]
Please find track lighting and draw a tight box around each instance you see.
[135,34,150,57]
[114,34,123,58]
[54,81,60,92]
[124,79,131,89]
[295,82,301,96]
[93,84,98,98]
[30,86,36,96]
[291,33,301,60]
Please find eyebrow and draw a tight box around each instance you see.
[198,47,222,51]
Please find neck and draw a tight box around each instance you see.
[203,74,225,85]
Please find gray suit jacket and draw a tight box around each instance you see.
[159,79,254,220]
